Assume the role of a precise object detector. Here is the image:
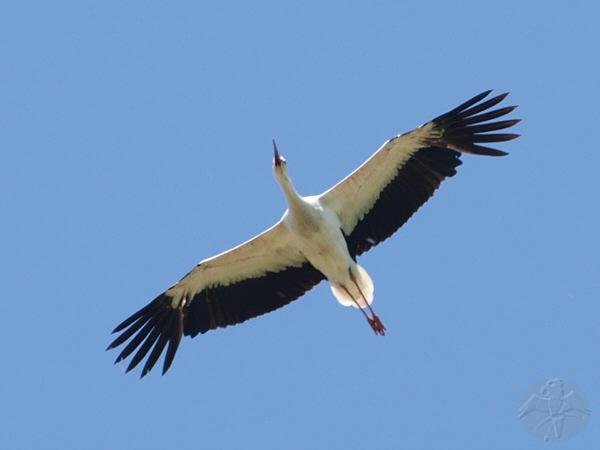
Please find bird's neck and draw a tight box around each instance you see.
[277,173,307,216]
[277,173,321,233]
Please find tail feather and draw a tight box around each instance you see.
[330,264,374,308]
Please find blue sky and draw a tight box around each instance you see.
[2,1,599,448]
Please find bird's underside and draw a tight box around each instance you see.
[108,90,520,377]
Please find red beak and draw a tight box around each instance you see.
[273,140,282,167]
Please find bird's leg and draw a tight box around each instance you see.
[367,312,386,336]
[344,276,386,336]
[341,285,371,318]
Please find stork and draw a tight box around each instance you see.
[108,90,520,377]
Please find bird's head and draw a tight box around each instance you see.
[272,140,288,178]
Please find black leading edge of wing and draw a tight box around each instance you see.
[107,262,324,377]
[344,90,520,257]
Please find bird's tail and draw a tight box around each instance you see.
[330,264,374,308]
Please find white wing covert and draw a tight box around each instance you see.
[320,91,519,257]
[108,221,324,377]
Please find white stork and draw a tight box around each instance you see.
[108,90,519,377]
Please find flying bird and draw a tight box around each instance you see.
[108,90,520,377]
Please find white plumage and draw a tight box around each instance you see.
[108,90,519,377]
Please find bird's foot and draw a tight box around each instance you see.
[367,314,386,336]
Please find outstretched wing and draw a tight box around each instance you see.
[107,221,324,377]
[319,91,520,257]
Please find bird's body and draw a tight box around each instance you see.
[273,158,375,312]
[108,90,520,377]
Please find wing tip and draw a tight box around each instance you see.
[108,294,184,378]
[433,90,520,156]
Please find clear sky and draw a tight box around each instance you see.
[2,2,599,449]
